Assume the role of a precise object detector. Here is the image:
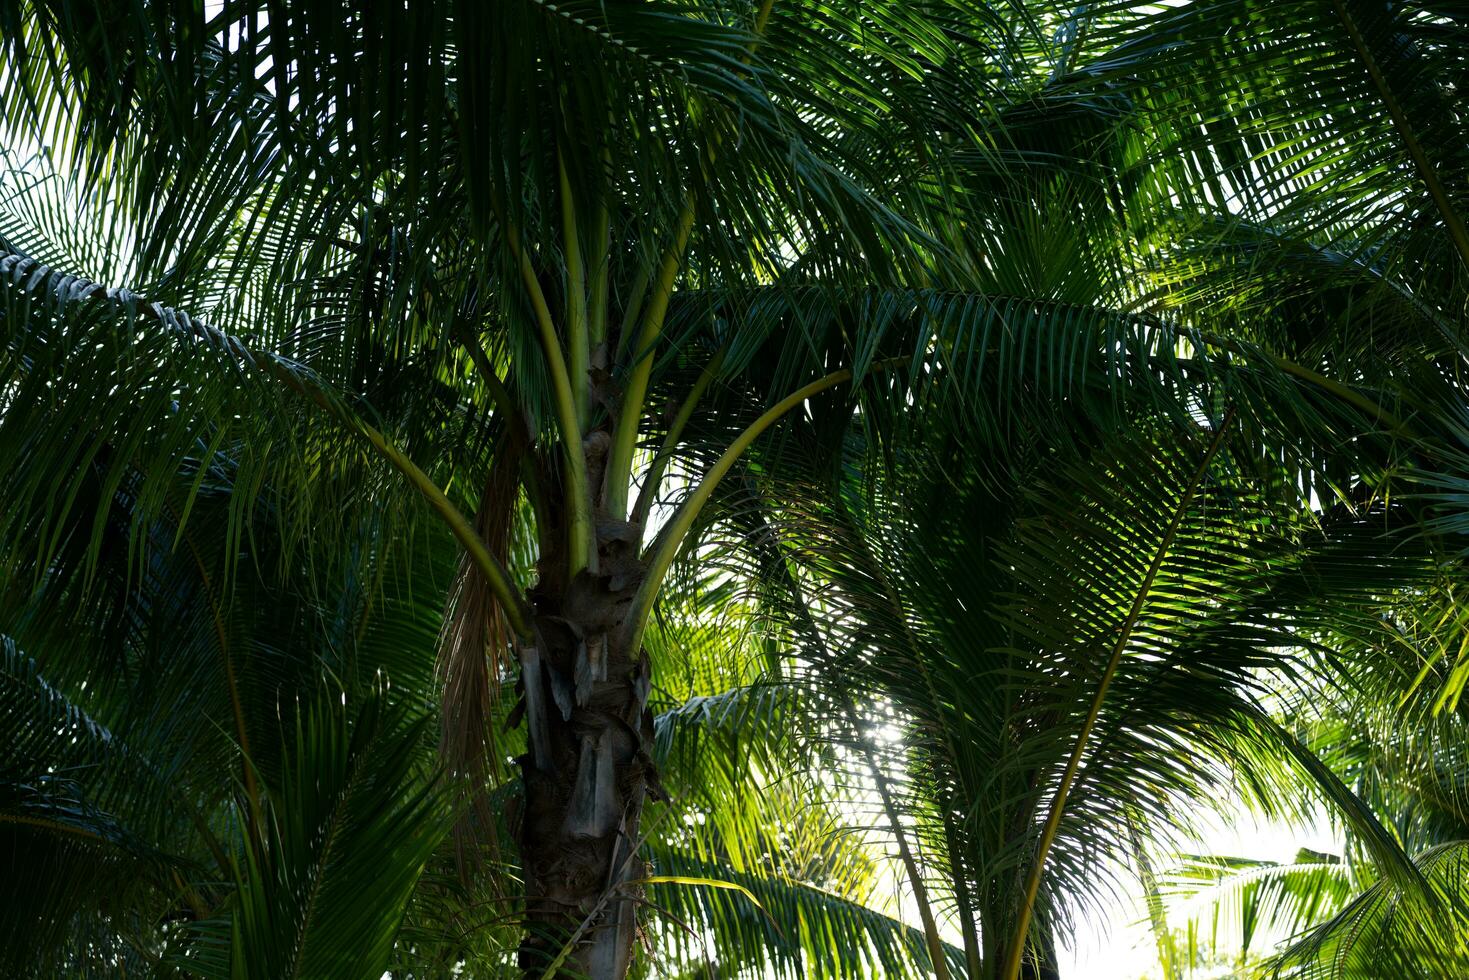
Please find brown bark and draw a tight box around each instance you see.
[515,508,662,978]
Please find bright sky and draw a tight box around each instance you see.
[1058,807,1342,978]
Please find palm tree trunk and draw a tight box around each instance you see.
[516,499,658,978]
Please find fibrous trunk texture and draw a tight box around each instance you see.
[515,510,660,978]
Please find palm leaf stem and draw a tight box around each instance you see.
[0,812,105,841]
[614,268,651,363]
[606,0,775,520]
[760,508,955,980]
[455,326,550,516]
[170,506,263,834]
[841,694,953,979]
[944,812,984,978]
[606,200,696,519]
[1126,807,1180,980]
[1254,348,1414,436]
[587,155,612,351]
[1000,407,1236,980]
[454,324,526,439]
[489,194,594,576]
[284,373,535,637]
[559,150,592,429]
[625,361,892,654]
[824,490,982,974]
[1251,706,1428,893]
[1325,0,1469,271]
[753,0,776,36]
[1123,320,1415,436]
[0,246,535,636]
[631,346,727,530]
[1050,4,1095,82]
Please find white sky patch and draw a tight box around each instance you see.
[1059,805,1342,977]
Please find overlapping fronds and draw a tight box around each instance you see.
[2,0,1468,976]
[203,691,451,980]
[1270,841,1469,978]
[674,364,1457,973]
[0,635,207,976]
[1165,851,1360,966]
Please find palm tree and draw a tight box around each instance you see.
[715,389,1463,978]
[983,2,1469,973]
[645,0,1469,973]
[1140,572,1469,978]
[2,0,1467,977]
[0,2,978,974]
[0,318,940,978]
